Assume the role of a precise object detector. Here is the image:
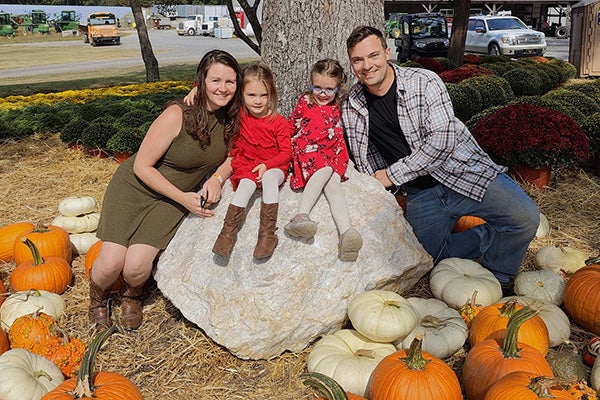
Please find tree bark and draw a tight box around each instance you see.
[130,0,160,82]
[261,0,384,116]
[448,0,471,67]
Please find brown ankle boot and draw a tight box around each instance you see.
[121,282,145,331]
[253,202,279,259]
[89,279,112,328]
[212,204,246,257]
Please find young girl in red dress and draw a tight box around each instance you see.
[212,64,292,259]
[284,59,362,261]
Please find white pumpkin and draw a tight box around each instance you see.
[429,258,502,309]
[347,290,418,343]
[500,296,570,347]
[69,232,100,255]
[535,213,550,238]
[0,348,64,400]
[57,195,97,217]
[52,212,100,234]
[0,289,66,332]
[513,269,565,305]
[534,245,588,274]
[396,297,468,359]
[307,329,396,397]
[592,355,600,392]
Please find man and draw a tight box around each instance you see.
[341,25,539,294]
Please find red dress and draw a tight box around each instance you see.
[230,109,292,190]
[289,94,349,190]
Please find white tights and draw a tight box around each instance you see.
[296,167,351,234]
[231,168,284,207]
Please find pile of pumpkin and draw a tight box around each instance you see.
[0,196,142,399]
[301,235,600,399]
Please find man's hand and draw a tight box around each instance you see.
[374,169,394,188]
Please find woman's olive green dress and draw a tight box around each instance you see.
[96,103,228,250]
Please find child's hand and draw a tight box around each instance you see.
[183,86,197,106]
[252,163,267,182]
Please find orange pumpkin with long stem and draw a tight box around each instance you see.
[369,336,463,400]
[463,306,554,400]
[469,299,550,355]
[13,224,72,264]
[0,221,34,261]
[483,371,597,400]
[41,326,143,400]
[10,238,73,295]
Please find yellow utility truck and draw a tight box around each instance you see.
[79,12,120,46]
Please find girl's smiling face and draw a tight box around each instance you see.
[310,73,339,106]
[243,79,270,118]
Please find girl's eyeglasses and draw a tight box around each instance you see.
[310,85,339,96]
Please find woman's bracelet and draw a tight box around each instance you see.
[212,173,224,185]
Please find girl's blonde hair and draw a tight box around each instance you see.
[242,64,279,119]
[309,58,347,106]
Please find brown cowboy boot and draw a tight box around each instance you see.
[253,202,279,259]
[212,204,246,257]
[121,281,145,331]
[89,279,112,328]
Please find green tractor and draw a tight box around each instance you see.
[54,10,79,32]
[16,10,50,34]
[0,12,18,37]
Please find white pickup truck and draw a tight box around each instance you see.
[176,15,216,36]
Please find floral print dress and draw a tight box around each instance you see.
[288,94,349,190]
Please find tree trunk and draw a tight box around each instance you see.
[130,0,160,82]
[261,0,384,116]
[448,0,471,67]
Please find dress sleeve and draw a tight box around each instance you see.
[264,116,293,170]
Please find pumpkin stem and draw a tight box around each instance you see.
[73,325,117,398]
[400,335,430,370]
[21,237,44,266]
[33,369,55,381]
[499,299,519,318]
[23,289,42,300]
[585,256,600,265]
[354,349,376,358]
[420,315,444,328]
[300,372,350,400]
[33,223,51,233]
[528,376,584,398]
[382,300,402,308]
[502,306,538,358]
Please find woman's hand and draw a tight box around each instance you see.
[189,176,224,217]
[252,163,267,182]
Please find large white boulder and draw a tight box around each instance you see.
[154,165,432,359]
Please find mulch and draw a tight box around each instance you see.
[1,133,599,399]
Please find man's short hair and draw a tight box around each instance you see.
[346,26,387,53]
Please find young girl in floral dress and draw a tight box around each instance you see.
[284,59,363,261]
[212,64,292,259]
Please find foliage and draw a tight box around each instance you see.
[581,112,600,157]
[547,59,577,84]
[0,109,35,139]
[439,63,493,84]
[116,109,156,129]
[106,126,145,154]
[59,118,88,145]
[480,55,513,64]
[479,61,516,76]
[461,75,514,110]
[542,89,600,119]
[445,83,482,122]
[435,57,457,71]
[471,104,589,169]
[413,57,446,74]
[564,82,600,100]
[501,68,543,97]
[81,119,118,150]
[508,95,586,125]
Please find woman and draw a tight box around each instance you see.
[89,50,243,331]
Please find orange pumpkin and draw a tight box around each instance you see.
[452,216,486,233]
[41,326,143,400]
[0,328,9,356]
[84,240,123,292]
[48,329,87,378]
[10,238,73,294]
[469,300,550,355]
[483,372,597,400]
[563,264,600,335]
[0,221,34,262]
[369,336,463,400]
[302,371,368,400]
[463,307,554,400]
[8,310,61,357]
[13,224,72,264]
[0,279,6,307]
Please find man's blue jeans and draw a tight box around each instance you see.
[404,173,539,284]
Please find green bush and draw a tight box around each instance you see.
[460,75,514,110]
[81,119,118,150]
[508,95,586,125]
[116,109,156,129]
[106,126,145,154]
[479,62,516,76]
[547,59,577,84]
[59,118,88,145]
[542,89,600,118]
[435,57,457,71]
[527,64,557,94]
[0,109,35,139]
[502,68,543,97]
[446,83,482,122]
[479,55,513,64]
[563,82,600,102]
[581,112,600,156]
